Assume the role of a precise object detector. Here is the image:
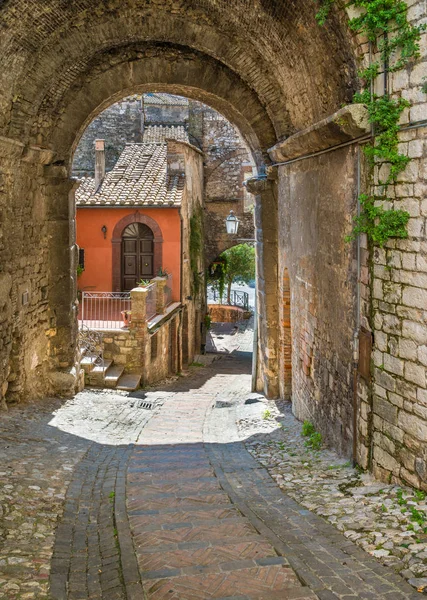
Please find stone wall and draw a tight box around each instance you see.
[0,141,79,409]
[208,304,248,323]
[72,96,143,177]
[103,309,182,385]
[278,147,358,455]
[178,141,206,361]
[197,101,256,261]
[368,124,427,488]
[349,5,427,487]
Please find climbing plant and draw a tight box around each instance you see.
[208,259,227,302]
[315,0,425,246]
[189,206,203,295]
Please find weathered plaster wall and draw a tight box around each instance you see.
[278,147,358,456]
[76,207,181,299]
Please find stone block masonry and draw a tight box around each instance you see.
[369,122,427,488]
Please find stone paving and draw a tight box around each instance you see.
[0,389,157,600]
[242,398,427,594]
[1,348,426,599]
[128,356,315,599]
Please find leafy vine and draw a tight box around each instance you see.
[189,207,203,295]
[316,0,425,246]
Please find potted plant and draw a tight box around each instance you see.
[121,309,131,327]
[138,279,151,287]
[157,267,168,278]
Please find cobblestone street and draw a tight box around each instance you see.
[0,351,425,599]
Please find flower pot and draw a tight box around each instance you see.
[121,310,131,327]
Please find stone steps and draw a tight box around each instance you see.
[116,372,142,391]
[86,359,113,386]
[80,347,142,391]
[104,364,125,388]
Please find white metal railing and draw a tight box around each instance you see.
[79,292,131,330]
[164,273,173,307]
[145,282,157,320]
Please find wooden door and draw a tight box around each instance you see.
[121,223,154,291]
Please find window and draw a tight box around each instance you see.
[78,248,85,269]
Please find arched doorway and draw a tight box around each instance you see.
[121,223,154,291]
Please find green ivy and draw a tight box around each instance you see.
[353,90,411,183]
[189,207,203,295]
[208,260,227,302]
[345,194,409,247]
[315,0,425,246]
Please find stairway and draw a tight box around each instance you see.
[80,354,142,391]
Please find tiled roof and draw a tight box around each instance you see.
[142,93,189,106]
[143,125,189,143]
[75,143,185,207]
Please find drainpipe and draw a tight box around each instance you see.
[251,282,259,392]
[94,139,105,191]
[352,145,362,467]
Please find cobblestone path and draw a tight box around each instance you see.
[128,356,315,599]
[1,354,424,599]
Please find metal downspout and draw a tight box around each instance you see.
[353,145,361,467]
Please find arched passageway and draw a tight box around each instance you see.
[1,0,384,471]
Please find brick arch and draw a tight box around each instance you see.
[111,213,163,292]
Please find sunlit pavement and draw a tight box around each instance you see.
[0,353,421,599]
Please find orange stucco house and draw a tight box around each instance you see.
[75,133,203,303]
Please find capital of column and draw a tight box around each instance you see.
[245,176,274,196]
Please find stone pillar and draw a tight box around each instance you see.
[43,164,80,396]
[152,276,168,315]
[246,175,279,399]
[130,287,148,369]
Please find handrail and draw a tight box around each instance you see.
[207,287,250,311]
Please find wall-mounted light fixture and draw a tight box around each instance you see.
[101,225,107,239]
[225,210,239,235]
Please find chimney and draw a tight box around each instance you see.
[94,139,105,191]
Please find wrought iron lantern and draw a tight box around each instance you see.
[225,210,239,235]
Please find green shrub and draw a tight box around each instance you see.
[302,421,316,437]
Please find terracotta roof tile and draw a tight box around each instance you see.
[75,142,185,207]
[142,125,189,143]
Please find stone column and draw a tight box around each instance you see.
[130,287,148,369]
[43,164,80,396]
[152,276,168,315]
[246,175,279,399]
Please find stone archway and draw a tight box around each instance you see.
[0,0,362,456]
[111,213,163,293]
